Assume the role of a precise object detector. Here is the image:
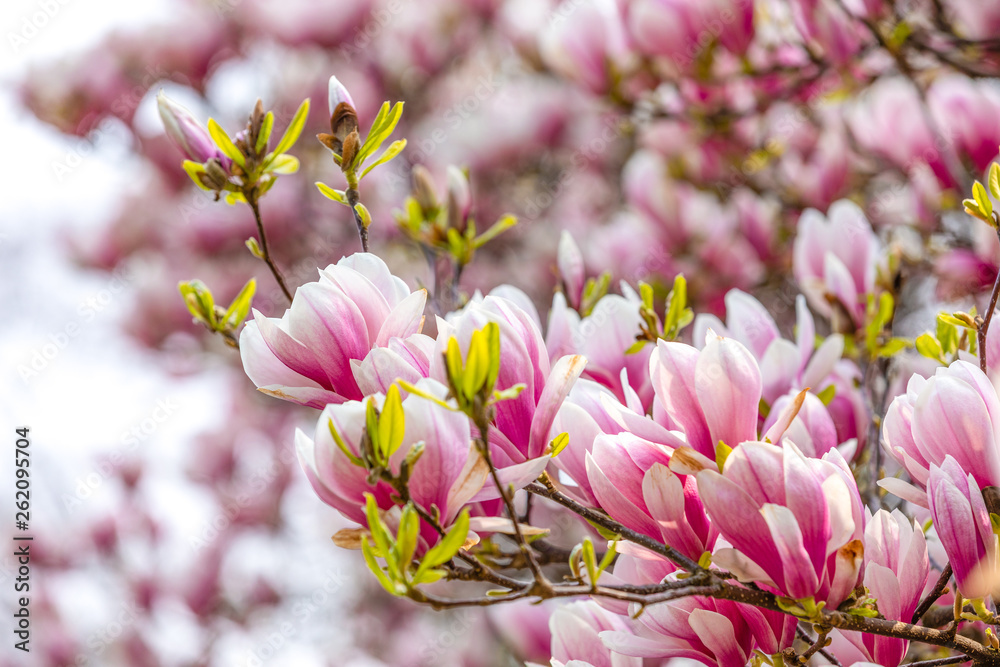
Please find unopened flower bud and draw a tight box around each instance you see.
[446,166,472,231]
[157,91,219,163]
[411,165,439,215]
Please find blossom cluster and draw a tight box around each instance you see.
[18,0,1000,664]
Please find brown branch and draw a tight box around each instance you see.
[525,477,703,573]
[978,229,1000,373]
[913,564,953,624]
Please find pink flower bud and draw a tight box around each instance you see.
[156,90,220,163]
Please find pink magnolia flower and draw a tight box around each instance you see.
[240,253,427,408]
[557,231,586,310]
[928,75,1000,172]
[830,509,930,667]
[352,333,435,396]
[762,390,840,458]
[693,290,846,405]
[626,0,754,67]
[788,0,865,64]
[547,287,654,410]
[881,359,1000,499]
[649,334,762,460]
[586,432,718,563]
[550,601,642,667]
[793,200,882,328]
[539,0,631,95]
[927,456,999,600]
[433,293,586,465]
[601,572,777,667]
[693,441,865,606]
[294,380,485,535]
[549,379,666,504]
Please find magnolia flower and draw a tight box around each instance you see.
[762,390,840,459]
[557,231,586,310]
[927,456,999,600]
[586,432,717,562]
[550,601,642,667]
[549,376,680,505]
[693,442,865,606]
[539,0,630,95]
[793,200,882,328]
[434,293,585,465]
[156,91,223,164]
[692,290,846,406]
[294,379,509,551]
[649,334,762,460]
[830,509,930,667]
[881,359,1000,500]
[600,574,765,667]
[240,253,427,408]
[547,288,653,410]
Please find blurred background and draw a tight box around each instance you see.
[4,0,1000,664]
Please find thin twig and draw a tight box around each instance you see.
[525,477,703,573]
[912,564,953,624]
[246,197,293,303]
[345,187,369,252]
[978,229,1000,373]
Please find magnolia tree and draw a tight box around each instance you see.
[156,33,1000,667]
[24,0,1000,663]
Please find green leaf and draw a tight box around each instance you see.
[878,337,911,358]
[360,139,407,179]
[266,153,299,175]
[665,274,692,338]
[178,280,217,328]
[271,98,310,157]
[362,536,402,596]
[815,384,836,406]
[363,494,398,579]
[445,337,465,398]
[964,198,987,220]
[464,326,491,398]
[915,333,944,362]
[222,278,256,329]
[395,503,420,578]
[974,180,993,219]
[597,539,618,579]
[397,381,456,411]
[354,203,373,229]
[484,322,501,393]
[379,385,406,460]
[256,111,274,154]
[473,215,517,249]
[357,101,404,167]
[414,509,469,584]
[245,237,263,259]
[638,282,655,310]
[548,432,570,457]
[182,160,213,191]
[624,340,647,355]
[207,118,245,169]
[329,417,364,467]
[990,163,1000,200]
[365,398,382,465]
[937,315,959,355]
[411,568,447,585]
[316,182,348,204]
[582,538,598,586]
